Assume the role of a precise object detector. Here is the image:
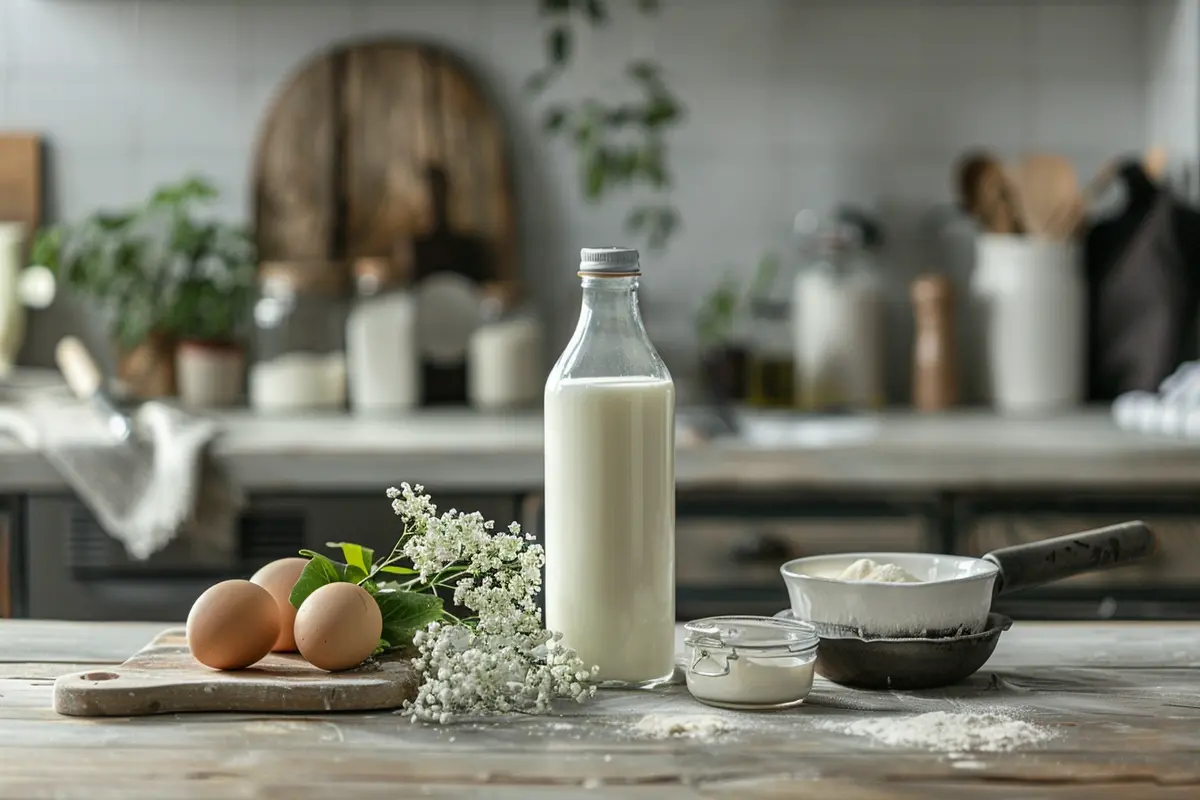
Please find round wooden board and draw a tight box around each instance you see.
[253,38,516,279]
[52,628,418,717]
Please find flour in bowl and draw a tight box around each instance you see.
[837,558,921,583]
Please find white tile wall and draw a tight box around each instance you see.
[0,0,1193,400]
[1147,0,1200,163]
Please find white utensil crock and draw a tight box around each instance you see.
[970,235,1085,414]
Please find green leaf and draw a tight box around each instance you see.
[626,207,648,233]
[646,208,680,251]
[373,590,444,648]
[584,0,606,23]
[605,106,637,127]
[326,541,374,575]
[548,26,571,66]
[643,97,680,128]
[584,149,607,201]
[289,552,348,609]
[346,565,369,583]
[627,60,659,83]
[542,106,569,133]
[378,565,418,575]
[524,69,551,95]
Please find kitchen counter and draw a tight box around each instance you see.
[1,409,1199,492]
[2,619,1198,798]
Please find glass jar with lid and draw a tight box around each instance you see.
[791,208,886,411]
[250,261,349,413]
[683,615,819,710]
[744,253,796,408]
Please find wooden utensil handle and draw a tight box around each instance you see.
[984,521,1156,597]
[55,336,103,399]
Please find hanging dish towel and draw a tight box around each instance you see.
[0,385,244,562]
[1084,161,1200,400]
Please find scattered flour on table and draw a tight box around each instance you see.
[815,711,1055,752]
[632,713,736,741]
[836,558,922,583]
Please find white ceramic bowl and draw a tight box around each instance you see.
[779,552,999,639]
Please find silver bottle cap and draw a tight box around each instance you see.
[579,246,640,274]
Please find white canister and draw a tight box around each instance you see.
[0,223,27,375]
[970,236,1085,414]
[346,257,420,414]
[468,316,543,410]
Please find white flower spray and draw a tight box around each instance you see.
[385,483,598,722]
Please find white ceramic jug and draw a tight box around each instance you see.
[970,235,1085,414]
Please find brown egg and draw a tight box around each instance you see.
[294,582,382,672]
[186,580,280,670]
[250,557,309,651]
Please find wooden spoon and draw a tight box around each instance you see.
[1013,154,1080,239]
[955,151,1023,234]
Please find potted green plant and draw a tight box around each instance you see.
[160,191,256,408]
[30,176,256,403]
[696,273,748,405]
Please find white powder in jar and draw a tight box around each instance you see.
[837,558,922,583]
[686,653,815,709]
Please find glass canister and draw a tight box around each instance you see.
[250,261,349,413]
[543,247,675,688]
[744,254,796,409]
[791,209,886,411]
[684,615,819,710]
[346,253,420,414]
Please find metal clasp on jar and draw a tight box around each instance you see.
[689,648,739,678]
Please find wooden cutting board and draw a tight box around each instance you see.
[253,39,516,280]
[53,628,418,717]
[0,134,43,253]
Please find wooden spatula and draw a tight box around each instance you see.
[1013,154,1081,239]
[955,151,1023,234]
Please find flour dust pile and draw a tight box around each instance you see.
[815,711,1055,752]
[632,713,735,741]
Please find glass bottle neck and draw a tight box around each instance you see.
[546,273,669,384]
[577,274,645,332]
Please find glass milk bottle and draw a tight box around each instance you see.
[544,247,676,687]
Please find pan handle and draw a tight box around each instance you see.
[983,520,1157,597]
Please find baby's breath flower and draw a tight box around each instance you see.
[387,483,596,722]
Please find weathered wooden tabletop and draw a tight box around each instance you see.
[1,620,1198,799]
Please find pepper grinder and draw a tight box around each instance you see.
[910,274,958,412]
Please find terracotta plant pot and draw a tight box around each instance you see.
[176,340,245,408]
[116,332,177,399]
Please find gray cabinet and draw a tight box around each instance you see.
[957,493,1200,620]
[20,492,521,621]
